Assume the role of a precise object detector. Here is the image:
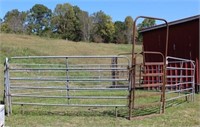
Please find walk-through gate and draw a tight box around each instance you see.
[128,51,165,119]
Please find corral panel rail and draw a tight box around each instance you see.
[138,55,195,109]
[4,56,131,116]
[165,56,195,102]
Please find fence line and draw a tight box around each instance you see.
[4,56,131,116]
[3,55,195,119]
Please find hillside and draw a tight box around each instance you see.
[0,33,137,101]
[0,33,139,61]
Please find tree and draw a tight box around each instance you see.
[3,9,26,33]
[137,18,156,42]
[138,18,156,29]
[113,21,126,44]
[91,10,115,43]
[52,3,77,40]
[72,6,82,41]
[0,23,12,33]
[26,4,52,35]
[125,16,133,44]
[74,7,92,42]
[82,11,92,42]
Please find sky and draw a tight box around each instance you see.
[0,0,199,23]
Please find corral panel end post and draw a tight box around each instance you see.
[4,57,12,116]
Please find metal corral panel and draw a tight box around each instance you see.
[141,15,200,92]
[0,105,5,127]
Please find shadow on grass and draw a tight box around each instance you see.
[10,99,187,119]
[117,99,187,118]
[165,99,187,108]
[12,106,122,118]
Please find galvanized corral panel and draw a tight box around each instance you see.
[141,16,199,92]
[0,105,5,127]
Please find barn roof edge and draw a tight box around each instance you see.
[140,15,200,33]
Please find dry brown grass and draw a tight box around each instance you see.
[0,33,142,57]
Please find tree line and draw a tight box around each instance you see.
[0,3,155,44]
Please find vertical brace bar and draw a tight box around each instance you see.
[185,63,188,89]
[139,64,142,86]
[21,104,24,114]
[156,65,158,90]
[192,62,196,102]
[65,57,70,104]
[161,63,166,114]
[175,63,178,91]
[146,65,150,90]
[115,107,118,118]
[111,57,118,86]
[170,64,173,90]
[98,64,101,85]
[179,61,184,96]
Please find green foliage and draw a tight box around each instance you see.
[138,18,156,29]
[0,23,12,33]
[52,3,91,41]
[0,2,149,44]
[76,10,92,42]
[2,9,26,33]
[113,21,126,44]
[137,18,156,42]
[91,10,115,43]
[52,3,77,40]
[73,6,83,41]
[26,4,52,36]
[125,16,134,44]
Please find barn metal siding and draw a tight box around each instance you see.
[142,17,199,90]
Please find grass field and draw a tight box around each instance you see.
[0,33,200,127]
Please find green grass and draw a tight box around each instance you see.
[4,96,200,127]
[0,33,200,127]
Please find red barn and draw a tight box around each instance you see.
[140,15,200,92]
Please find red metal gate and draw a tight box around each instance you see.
[128,51,165,119]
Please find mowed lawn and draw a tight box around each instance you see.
[0,33,200,127]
